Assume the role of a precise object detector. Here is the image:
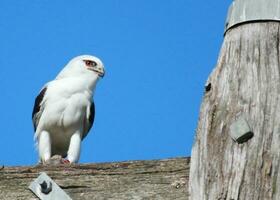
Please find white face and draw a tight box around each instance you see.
[82,58,105,78]
[58,55,105,79]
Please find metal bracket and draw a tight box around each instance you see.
[229,116,254,144]
[29,172,72,200]
[225,0,280,33]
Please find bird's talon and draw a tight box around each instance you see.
[60,159,70,164]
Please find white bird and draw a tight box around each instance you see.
[32,55,105,164]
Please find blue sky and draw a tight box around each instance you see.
[0,1,231,166]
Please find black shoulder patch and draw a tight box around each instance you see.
[88,101,95,130]
[82,101,95,140]
[32,87,47,131]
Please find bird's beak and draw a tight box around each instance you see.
[88,67,105,78]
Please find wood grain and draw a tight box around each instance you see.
[0,157,189,200]
[190,22,280,200]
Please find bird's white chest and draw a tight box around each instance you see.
[45,95,87,130]
[41,80,91,133]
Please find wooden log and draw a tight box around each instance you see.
[0,157,189,200]
[190,22,280,199]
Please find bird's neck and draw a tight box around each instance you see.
[60,75,99,95]
[81,75,99,93]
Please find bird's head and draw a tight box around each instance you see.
[56,55,105,79]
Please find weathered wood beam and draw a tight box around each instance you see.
[190,21,280,199]
[0,157,189,200]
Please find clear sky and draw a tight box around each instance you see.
[0,1,231,166]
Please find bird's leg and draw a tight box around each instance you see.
[38,130,51,164]
[67,132,81,163]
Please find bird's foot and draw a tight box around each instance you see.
[60,158,70,164]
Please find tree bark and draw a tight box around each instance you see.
[190,22,280,200]
[0,157,189,200]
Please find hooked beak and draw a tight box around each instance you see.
[88,67,105,78]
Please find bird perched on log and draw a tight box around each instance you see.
[32,55,105,164]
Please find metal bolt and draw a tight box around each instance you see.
[40,180,52,194]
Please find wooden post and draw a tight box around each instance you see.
[190,0,280,199]
[0,157,189,199]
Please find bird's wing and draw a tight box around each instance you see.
[32,87,47,132]
[82,101,95,139]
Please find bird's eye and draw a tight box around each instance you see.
[84,60,97,67]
